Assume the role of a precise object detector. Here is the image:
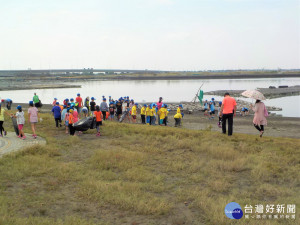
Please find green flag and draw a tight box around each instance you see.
[198,90,204,105]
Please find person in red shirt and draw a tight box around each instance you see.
[93,105,103,137]
[220,92,237,136]
[52,98,57,106]
[76,93,83,113]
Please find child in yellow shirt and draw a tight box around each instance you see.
[131,103,138,123]
[158,104,167,126]
[141,104,146,124]
[174,112,182,127]
[177,104,183,114]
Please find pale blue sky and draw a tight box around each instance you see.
[0,0,299,70]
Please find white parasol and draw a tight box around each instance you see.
[241,90,266,100]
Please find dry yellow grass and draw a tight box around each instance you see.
[0,112,299,224]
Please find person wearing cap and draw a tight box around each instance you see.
[12,105,26,139]
[109,102,116,121]
[5,99,12,110]
[63,98,69,106]
[145,104,151,125]
[52,102,62,128]
[68,109,75,135]
[61,105,67,121]
[28,101,39,138]
[123,99,130,122]
[129,99,134,108]
[116,100,123,120]
[52,98,58,106]
[90,97,96,115]
[93,105,103,136]
[176,105,184,122]
[100,98,109,121]
[131,103,138,123]
[240,107,249,116]
[209,101,215,119]
[109,96,112,102]
[177,104,183,114]
[76,93,83,113]
[203,100,209,116]
[140,104,146,124]
[158,104,167,126]
[82,106,88,117]
[70,98,75,108]
[150,104,156,125]
[211,98,216,106]
[64,108,70,134]
[220,92,237,136]
[174,111,182,127]
[61,105,68,133]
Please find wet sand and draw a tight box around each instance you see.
[180,111,300,139]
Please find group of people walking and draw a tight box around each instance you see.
[0,101,39,140]
[48,95,185,136]
[0,91,268,139]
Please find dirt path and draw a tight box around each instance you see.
[0,133,46,157]
[181,112,300,139]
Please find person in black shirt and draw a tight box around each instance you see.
[116,100,122,120]
[90,97,96,115]
[109,102,116,121]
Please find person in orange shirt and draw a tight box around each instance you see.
[76,93,83,113]
[93,105,103,136]
[220,92,237,136]
[68,109,75,136]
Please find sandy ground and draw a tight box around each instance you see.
[179,111,300,139]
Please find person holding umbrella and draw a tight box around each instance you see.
[241,90,268,138]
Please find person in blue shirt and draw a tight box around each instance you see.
[209,101,215,119]
[211,97,216,106]
[5,99,13,110]
[51,102,62,128]
[241,107,249,116]
[203,100,209,116]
